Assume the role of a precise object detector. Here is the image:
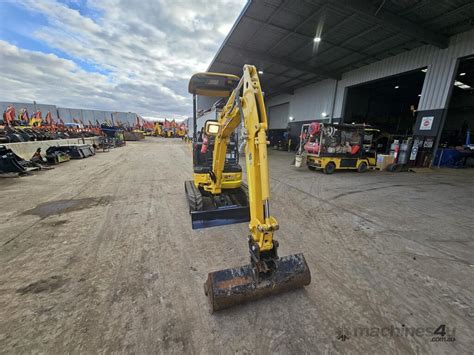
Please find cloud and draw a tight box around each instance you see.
[0,0,246,118]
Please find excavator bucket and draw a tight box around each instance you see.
[204,253,311,312]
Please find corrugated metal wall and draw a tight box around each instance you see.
[1,101,138,125]
[266,79,337,127]
[335,30,474,115]
[81,110,95,122]
[59,108,117,124]
[0,102,59,119]
[268,103,289,129]
[92,110,108,122]
[126,112,136,124]
[266,30,474,121]
[58,107,83,121]
[419,30,474,110]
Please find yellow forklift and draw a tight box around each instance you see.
[304,123,377,174]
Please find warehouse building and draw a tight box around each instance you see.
[201,0,474,167]
[1,101,139,126]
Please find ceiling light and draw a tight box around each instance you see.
[322,112,328,117]
[258,70,263,75]
[289,116,294,121]
[418,94,421,97]
[454,80,471,90]
[394,85,399,89]
[459,72,466,76]
[313,37,321,43]
[421,68,427,73]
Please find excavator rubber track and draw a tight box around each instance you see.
[204,253,311,312]
[185,181,250,230]
[185,180,203,211]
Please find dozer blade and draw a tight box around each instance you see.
[185,181,250,230]
[191,205,250,230]
[204,253,311,312]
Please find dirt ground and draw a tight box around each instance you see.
[0,138,472,354]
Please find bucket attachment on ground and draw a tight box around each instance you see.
[185,180,250,229]
[46,145,94,159]
[204,253,311,312]
[0,145,27,173]
[46,151,70,165]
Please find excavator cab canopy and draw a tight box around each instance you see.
[188,72,240,97]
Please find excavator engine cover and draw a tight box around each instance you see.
[204,253,310,312]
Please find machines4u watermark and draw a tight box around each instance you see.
[336,324,455,343]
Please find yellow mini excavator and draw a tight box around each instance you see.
[186,72,249,229]
[187,65,311,312]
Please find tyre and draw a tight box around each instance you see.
[323,162,336,174]
[357,162,368,173]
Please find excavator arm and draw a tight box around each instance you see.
[204,65,278,258]
[198,65,311,312]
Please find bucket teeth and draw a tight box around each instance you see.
[204,253,311,312]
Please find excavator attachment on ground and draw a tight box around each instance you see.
[204,253,310,312]
[187,65,311,312]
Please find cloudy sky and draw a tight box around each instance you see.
[0,0,246,119]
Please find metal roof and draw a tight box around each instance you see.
[208,0,474,96]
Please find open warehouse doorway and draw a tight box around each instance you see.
[343,69,426,156]
[436,56,474,167]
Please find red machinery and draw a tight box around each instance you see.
[19,108,29,124]
[2,106,16,126]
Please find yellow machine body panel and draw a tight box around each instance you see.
[193,172,242,189]
[15,125,39,130]
[153,124,163,136]
[29,118,42,127]
[200,66,277,252]
[367,156,376,166]
[307,155,371,170]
